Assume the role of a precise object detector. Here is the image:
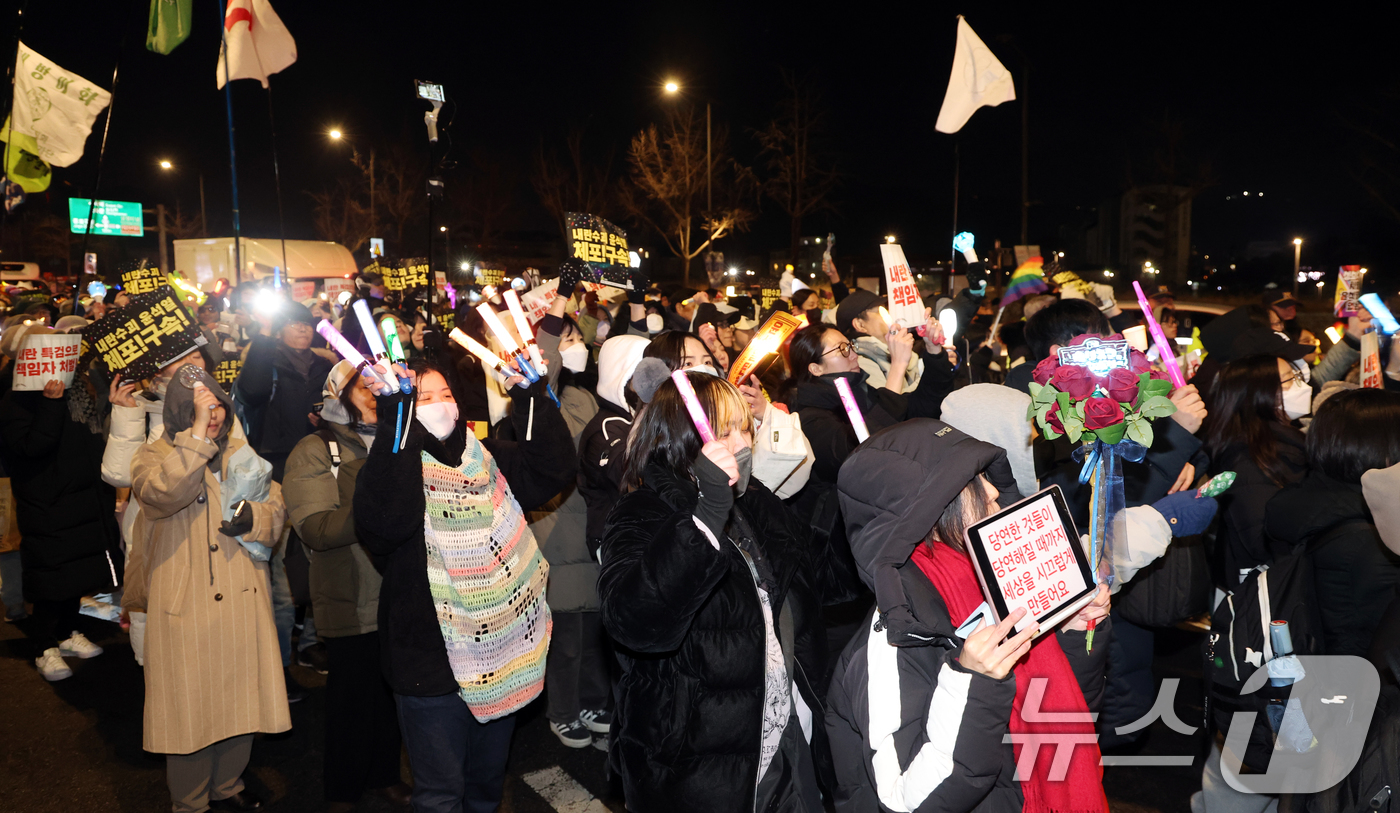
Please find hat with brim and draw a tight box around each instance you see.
[834,288,882,337]
[1229,327,1313,363]
[1266,292,1303,309]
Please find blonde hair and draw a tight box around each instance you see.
[623,371,753,488]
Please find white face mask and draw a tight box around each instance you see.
[1282,383,1312,421]
[686,364,718,378]
[560,343,589,373]
[416,401,460,440]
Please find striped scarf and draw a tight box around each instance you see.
[421,436,552,721]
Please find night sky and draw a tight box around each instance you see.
[10,2,1399,289]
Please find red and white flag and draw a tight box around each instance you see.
[216,0,297,89]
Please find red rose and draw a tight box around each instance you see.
[1104,368,1141,404]
[1128,349,1152,374]
[1032,355,1060,385]
[1045,401,1065,434]
[1067,333,1098,347]
[1149,367,1173,382]
[1082,396,1125,430]
[1050,365,1100,400]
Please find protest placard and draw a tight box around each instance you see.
[381,258,430,292]
[565,212,636,290]
[964,486,1096,636]
[211,358,243,393]
[12,334,82,391]
[1361,331,1382,389]
[727,311,803,386]
[82,285,202,382]
[879,243,927,329]
[476,265,505,288]
[323,278,353,301]
[291,280,316,302]
[120,259,165,296]
[1334,265,1363,318]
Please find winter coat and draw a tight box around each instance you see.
[283,422,379,638]
[1211,422,1308,583]
[577,335,649,552]
[130,429,290,754]
[0,388,122,602]
[1266,470,1400,658]
[827,419,1109,813]
[599,460,826,813]
[525,325,600,613]
[353,379,576,697]
[236,335,335,473]
[854,338,957,420]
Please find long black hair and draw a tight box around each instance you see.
[1202,355,1292,486]
[1308,389,1400,484]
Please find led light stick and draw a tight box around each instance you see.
[380,317,407,364]
[353,300,411,393]
[937,307,958,349]
[476,304,540,382]
[670,369,717,443]
[832,377,870,442]
[448,328,528,391]
[502,289,545,370]
[1131,281,1187,389]
[317,320,390,390]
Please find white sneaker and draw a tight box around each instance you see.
[36,648,73,681]
[550,719,593,749]
[59,631,103,659]
[579,708,612,734]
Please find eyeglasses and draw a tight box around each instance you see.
[1280,369,1305,388]
[821,341,855,358]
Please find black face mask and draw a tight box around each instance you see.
[733,445,753,496]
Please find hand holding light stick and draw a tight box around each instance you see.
[317,320,392,392]
[670,370,717,443]
[475,304,541,383]
[502,289,546,371]
[353,300,411,393]
[1131,281,1187,389]
[380,317,408,364]
[448,328,527,388]
[832,377,870,442]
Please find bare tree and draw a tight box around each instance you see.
[165,203,205,241]
[531,127,615,240]
[755,70,839,262]
[451,150,517,256]
[309,176,374,254]
[621,106,756,285]
[369,145,426,255]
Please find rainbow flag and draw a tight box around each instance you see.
[1002,256,1049,305]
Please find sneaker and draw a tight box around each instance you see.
[579,708,612,734]
[58,630,103,659]
[296,642,330,674]
[285,667,308,704]
[36,648,73,681]
[550,719,592,749]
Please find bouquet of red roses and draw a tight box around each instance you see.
[1026,333,1177,447]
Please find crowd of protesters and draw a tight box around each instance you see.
[0,245,1397,813]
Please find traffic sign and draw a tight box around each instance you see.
[69,198,144,237]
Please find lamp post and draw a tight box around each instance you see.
[663,80,709,212]
[1292,237,1302,297]
[328,128,375,245]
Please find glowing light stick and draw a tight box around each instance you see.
[380,317,407,364]
[317,320,389,389]
[670,370,716,443]
[354,299,411,393]
[832,377,870,442]
[1131,281,1186,388]
[476,304,540,382]
[503,289,545,370]
[449,329,527,388]
[938,307,958,349]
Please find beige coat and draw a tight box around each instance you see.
[131,429,291,755]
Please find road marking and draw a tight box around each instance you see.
[521,766,611,813]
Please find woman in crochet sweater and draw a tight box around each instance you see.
[354,357,576,813]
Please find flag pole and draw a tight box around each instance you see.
[217,0,242,286]
[950,139,960,273]
[264,83,290,285]
[0,0,29,257]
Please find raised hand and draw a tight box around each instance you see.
[959,608,1037,680]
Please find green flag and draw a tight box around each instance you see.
[0,118,51,193]
[146,0,193,55]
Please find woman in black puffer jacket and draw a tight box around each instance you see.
[1265,388,1400,659]
[599,371,826,813]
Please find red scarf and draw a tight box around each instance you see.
[911,541,1108,813]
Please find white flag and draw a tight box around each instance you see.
[216,0,297,89]
[9,42,111,167]
[934,17,1016,134]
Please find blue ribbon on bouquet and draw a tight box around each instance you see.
[1072,438,1148,587]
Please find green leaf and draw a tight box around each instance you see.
[1062,411,1085,444]
[1125,415,1154,447]
[1138,376,1172,403]
[1033,383,1060,405]
[1095,421,1128,445]
[1041,424,1062,440]
[1138,395,1177,419]
[1056,391,1073,413]
[1028,382,1043,401]
[1079,428,1096,444]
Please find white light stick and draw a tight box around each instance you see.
[503,289,545,370]
[317,320,389,388]
[353,299,389,360]
[833,377,870,442]
[449,328,528,390]
[476,303,542,382]
[670,370,716,443]
[938,307,958,349]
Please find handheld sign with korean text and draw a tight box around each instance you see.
[964,486,1097,637]
[1335,266,1363,318]
[13,334,82,392]
[82,285,203,382]
[878,243,927,330]
[727,311,803,386]
[566,212,634,290]
[120,259,166,296]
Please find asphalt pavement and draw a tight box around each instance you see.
[0,611,1209,813]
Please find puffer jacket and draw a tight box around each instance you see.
[826,420,1110,813]
[282,422,378,638]
[577,335,648,554]
[1266,470,1400,658]
[1210,421,1307,583]
[236,335,335,478]
[599,461,826,813]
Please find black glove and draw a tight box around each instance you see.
[558,259,587,298]
[627,266,650,305]
[219,500,255,538]
[692,452,734,540]
[964,261,989,297]
[370,388,426,456]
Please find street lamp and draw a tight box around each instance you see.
[664,81,679,94]
[328,129,342,140]
[661,79,710,212]
[1292,237,1303,297]
[885,235,897,244]
[159,159,173,170]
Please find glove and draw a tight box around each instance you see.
[965,262,990,296]
[692,453,735,540]
[219,501,255,538]
[1151,491,1218,537]
[627,266,650,305]
[558,259,587,297]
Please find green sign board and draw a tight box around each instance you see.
[69,198,144,237]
